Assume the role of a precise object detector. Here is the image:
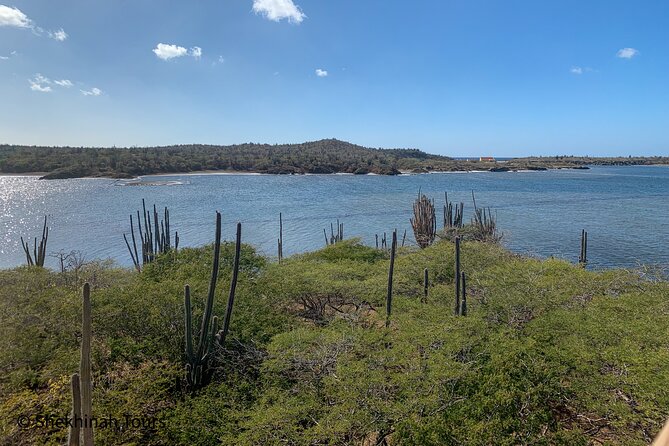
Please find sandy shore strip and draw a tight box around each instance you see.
[0,172,47,177]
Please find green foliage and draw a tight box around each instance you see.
[0,139,446,178]
[1,238,668,445]
[4,139,654,179]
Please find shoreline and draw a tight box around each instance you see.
[0,166,581,180]
[2,163,668,180]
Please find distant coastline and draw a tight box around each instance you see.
[1,138,667,180]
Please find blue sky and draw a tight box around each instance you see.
[1,0,668,156]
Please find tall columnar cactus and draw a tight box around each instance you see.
[422,268,429,303]
[444,192,464,228]
[20,215,49,267]
[184,212,222,389]
[454,236,461,316]
[124,199,178,272]
[68,283,93,446]
[80,283,93,446]
[460,272,467,316]
[411,192,436,248]
[67,373,81,446]
[278,213,283,263]
[385,231,397,328]
[471,190,497,241]
[324,219,344,246]
[579,229,588,266]
[216,222,242,347]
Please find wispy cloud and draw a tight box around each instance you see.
[54,79,73,87]
[0,5,32,28]
[29,74,52,92]
[0,5,67,40]
[29,74,83,93]
[49,28,68,41]
[616,47,639,59]
[253,0,305,23]
[315,68,328,77]
[570,66,596,75]
[153,43,202,61]
[2,50,17,60]
[81,87,102,96]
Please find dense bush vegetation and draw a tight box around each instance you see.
[4,139,664,179]
[1,237,668,444]
[0,139,447,178]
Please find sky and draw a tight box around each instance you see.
[1,0,668,157]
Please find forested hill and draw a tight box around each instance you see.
[2,139,667,179]
[0,139,450,179]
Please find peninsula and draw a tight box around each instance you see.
[0,139,667,179]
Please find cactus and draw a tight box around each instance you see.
[460,272,467,316]
[471,191,497,241]
[216,222,242,347]
[68,283,93,445]
[124,200,177,272]
[444,192,464,228]
[67,373,81,446]
[324,219,344,245]
[385,231,397,328]
[454,236,461,316]
[278,213,283,263]
[579,229,588,266]
[184,212,222,389]
[411,191,436,249]
[423,268,429,303]
[80,283,93,446]
[20,215,49,267]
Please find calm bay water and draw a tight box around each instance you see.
[1,165,668,270]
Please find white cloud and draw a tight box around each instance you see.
[1,6,67,41]
[253,0,305,23]
[315,68,328,77]
[153,43,188,60]
[0,55,8,60]
[81,87,102,96]
[29,74,52,92]
[616,47,639,59]
[0,5,32,28]
[54,79,73,87]
[153,43,202,61]
[49,28,68,41]
[30,83,51,92]
[570,66,583,75]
